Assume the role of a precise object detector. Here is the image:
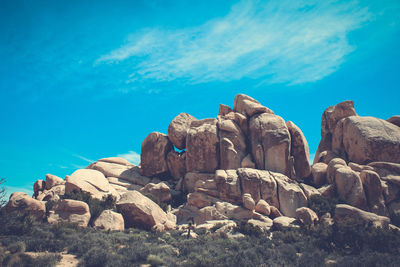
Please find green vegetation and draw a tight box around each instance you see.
[308,194,339,217]
[0,177,7,208]
[1,209,400,266]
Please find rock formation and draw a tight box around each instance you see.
[5,94,400,233]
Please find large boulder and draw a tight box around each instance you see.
[183,172,215,193]
[233,94,273,117]
[89,161,150,186]
[360,170,388,216]
[140,182,171,202]
[47,199,90,227]
[36,184,65,201]
[186,119,219,173]
[218,118,247,170]
[215,170,242,204]
[387,115,400,128]
[117,191,173,230]
[65,169,119,200]
[33,180,46,197]
[5,192,46,220]
[335,167,367,210]
[242,193,255,210]
[296,207,318,225]
[45,174,64,190]
[332,116,400,164]
[93,210,125,231]
[334,204,390,228]
[168,113,196,150]
[311,162,328,187]
[166,151,186,180]
[286,121,311,179]
[140,132,173,177]
[249,113,291,176]
[274,174,307,218]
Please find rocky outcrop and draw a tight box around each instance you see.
[215,170,242,204]
[274,174,307,217]
[6,192,46,220]
[47,199,91,227]
[116,191,174,230]
[45,174,64,190]
[286,121,311,179]
[233,94,273,117]
[334,204,390,228]
[249,113,291,176]
[141,132,173,177]
[166,151,186,180]
[335,167,367,210]
[296,207,318,225]
[168,113,197,150]
[65,169,119,200]
[360,170,388,216]
[387,115,400,128]
[93,210,125,231]
[186,119,219,173]
[140,182,171,202]
[332,116,400,164]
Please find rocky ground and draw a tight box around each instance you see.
[2,94,400,266]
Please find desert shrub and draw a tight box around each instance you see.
[308,194,339,217]
[0,177,6,208]
[7,241,26,254]
[146,254,163,266]
[2,253,34,267]
[235,221,264,236]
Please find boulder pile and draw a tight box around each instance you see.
[5,94,400,233]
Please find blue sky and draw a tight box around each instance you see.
[1,0,399,196]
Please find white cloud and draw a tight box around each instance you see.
[4,186,33,200]
[73,154,94,163]
[97,0,372,85]
[117,151,141,165]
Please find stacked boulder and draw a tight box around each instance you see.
[5,94,400,232]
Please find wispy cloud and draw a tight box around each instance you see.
[5,186,33,200]
[97,0,372,85]
[117,151,140,165]
[72,154,94,163]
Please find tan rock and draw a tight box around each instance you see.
[166,151,186,180]
[241,154,255,168]
[273,216,297,230]
[93,210,125,231]
[233,94,273,117]
[194,179,219,198]
[249,113,291,176]
[117,191,172,230]
[45,174,64,190]
[255,199,270,216]
[321,100,357,138]
[215,201,253,221]
[269,206,283,219]
[168,113,197,150]
[47,199,90,227]
[274,175,307,218]
[334,204,390,228]
[318,184,336,198]
[386,115,400,128]
[186,119,219,173]
[242,193,255,210]
[218,104,233,117]
[33,180,45,197]
[296,207,318,225]
[98,157,133,166]
[360,170,388,216]
[237,168,261,203]
[326,158,347,183]
[36,185,65,201]
[65,169,119,200]
[5,192,46,220]
[88,161,150,186]
[183,172,215,193]
[196,219,237,231]
[332,116,400,164]
[381,180,399,204]
[140,182,171,202]
[140,132,173,177]
[187,192,221,209]
[318,151,339,165]
[215,170,242,204]
[313,136,333,164]
[300,183,321,199]
[107,177,134,189]
[247,218,273,232]
[335,167,367,210]
[193,206,227,225]
[311,163,328,187]
[286,121,311,179]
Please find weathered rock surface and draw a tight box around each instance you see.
[186,119,219,173]
[274,175,307,217]
[360,170,388,216]
[141,132,173,177]
[140,182,171,202]
[326,158,347,184]
[183,172,215,193]
[233,94,273,117]
[249,113,291,176]
[334,204,390,228]
[65,169,119,200]
[296,207,318,225]
[218,118,247,170]
[215,170,242,204]
[45,174,64,190]
[166,151,186,180]
[255,199,270,216]
[47,199,90,227]
[36,184,65,201]
[6,192,46,220]
[333,116,400,164]
[168,113,197,150]
[311,162,327,187]
[335,167,367,210]
[33,180,46,197]
[242,193,255,210]
[286,121,311,179]
[117,191,174,230]
[93,210,125,231]
[387,115,400,128]
[273,216,297,230]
